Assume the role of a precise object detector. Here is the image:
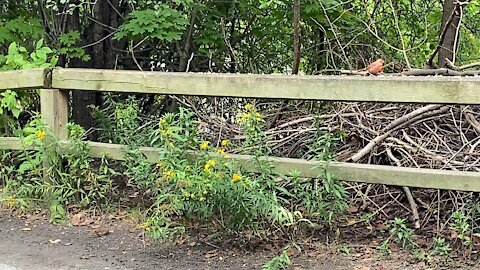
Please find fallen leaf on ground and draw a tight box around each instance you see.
[287,247,299,256]
[21,227,32,231]
[205,249,218,259]
[49,239,61,244]
[347,219,357,226]
[175,237,187,245]
[348,205,359,213]
[93,227,110,237]
[70,213,84,226]
[472,234,480,245]
[306,250,317,257]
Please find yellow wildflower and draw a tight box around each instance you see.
[255,112,264,122]
[216,149,225,155]
[162,170,174,179]
[200,141,210,150]
[159,118,167,125]
[139,222,151,232]
[221,139,229,146]
[4,196,15,207]
[183,192,191,198]
[244,103,254,111]
[232,173,241,183]
[35,130,46,140]
[199,197,206,202]
[160,129,171,136]
[204,159,216,172]
[238,113,251,123]
[156,162,166,168]
[243,113,251,119]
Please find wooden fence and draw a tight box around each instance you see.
[2,68,480,192]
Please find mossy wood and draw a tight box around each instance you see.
[52,68,480,104]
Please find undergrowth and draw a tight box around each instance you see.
[1,96,480,267]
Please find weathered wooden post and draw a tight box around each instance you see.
[40,70,69,179]
[40,89,69,139]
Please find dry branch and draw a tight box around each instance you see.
[350,105,443,162]
[386,147,420,229]
[402,68,480,76]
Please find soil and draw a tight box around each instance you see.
[0,211,478,270]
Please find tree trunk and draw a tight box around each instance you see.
[438,0,461,67]
[292,0,301,75]
[70,1,112,139]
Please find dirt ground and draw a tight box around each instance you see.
[0,211,478,270]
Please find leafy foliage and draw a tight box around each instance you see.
[0,40,57,135]
[1,39,58,70]
[89,99,347,240]
[57,31,90,62]
[0,120,117,224]
[115,5,188,42]
[0,17,43,50]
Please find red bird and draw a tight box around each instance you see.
[363,59,384,75]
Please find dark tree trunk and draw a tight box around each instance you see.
[70,1,113,139]
[438,0,461,67]
[292,0,301,75]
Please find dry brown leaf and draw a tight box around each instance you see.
[449,230,458,240]
[348,205,359,213]
[375,223,386,231]
[347,219,357,226]
[472,234,480,245]
[93,227,110,237]
[262,243,275,251]
[70,213,84,226]
[287,247,299,257]
[205,249,218,259]
[175,237,187,245]
[306,250,317,258]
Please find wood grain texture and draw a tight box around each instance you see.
[0,69,46,90]
[40,89,69,140]
[52,68,480,104]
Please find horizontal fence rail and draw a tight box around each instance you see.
[0,69,46,90]
[83,141,480,192]
[0,137,28,151]
[2,137,480,192]
[2,68,480,192]
[52,68,480,104]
